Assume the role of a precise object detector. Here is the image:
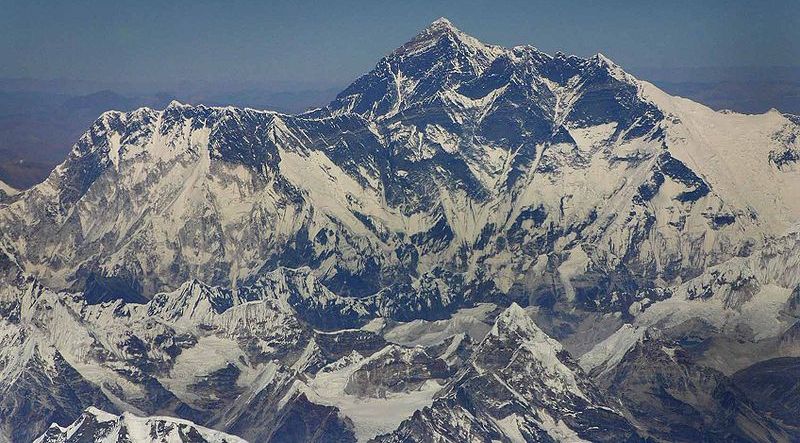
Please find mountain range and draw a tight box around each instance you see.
[0,18,799,443]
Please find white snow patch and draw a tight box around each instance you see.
[0,180,19,196]
[568,122,617,151]
[163,336,246,402]
[579,324,645,374]
[557,246,591,302]
[384,303,495,346]
[495,414,527,443]
[302,350,443,441]
[536,408,589,443]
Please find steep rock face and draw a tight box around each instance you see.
[343,345,449,397]
[0,19,795,325]
[376,304,640,442]
[596,336,793,443]
[328,17,504,120]
[0,250,365,441]
[733,357,800,435]
[209,361,358,443]
[0,179,18,205]
[0,329,118,443]
[34,407,247,443]
[580,230,800,378]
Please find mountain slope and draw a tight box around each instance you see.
[375,304,640,442]
[733,357,800,435]
[0,327,118,443]
[0,179,17,205]
[580,229,800,377]
[0,246,420,441]
[595,335,793,442]
[0,20,796,324]
[0,17,799,443]
[34,407,247,443]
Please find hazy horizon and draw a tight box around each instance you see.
[3,1,798,89]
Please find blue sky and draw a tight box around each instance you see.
[2,0,798,89]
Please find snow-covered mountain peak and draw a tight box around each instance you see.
[3,18,800,443]
[0,180,18,196]
[1,18,796,314]
[146,278,240,322]
[83,406,118,422]
[328,18,506,118]
[34,407,248,443]
[429,16,453,27]
[166,99,189,109]
[488,302,558,347]
[481,304,578,394]
[378,303,641,442]
[593,52,614,65]
[395,17,501,59]
[589,51,637,83]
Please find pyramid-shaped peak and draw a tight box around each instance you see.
[395,17,500,58]
[166,99,188,109]
[489,303,564,351]
[593,52,617,66]
[147,278,238,321]
[415,17,474,42]
[429,17,456,30]
[494,302,535,329]
[176,277,214,295]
